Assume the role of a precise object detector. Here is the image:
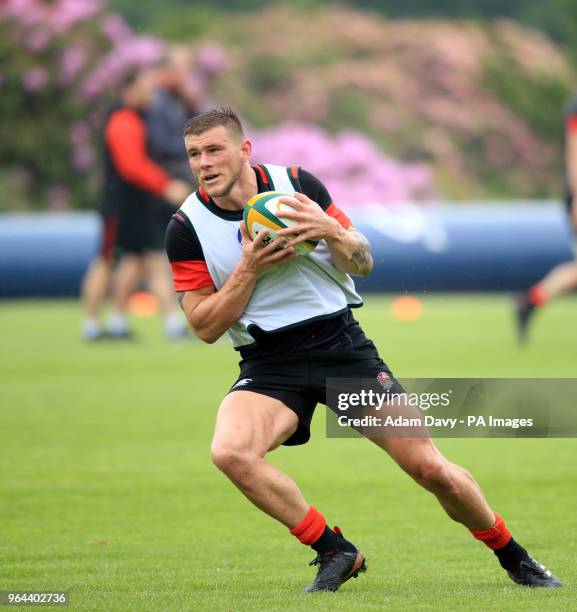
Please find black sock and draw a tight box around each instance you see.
[311,526,356,555]
[493,538,530,571]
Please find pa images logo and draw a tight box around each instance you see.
[377,371,394,390]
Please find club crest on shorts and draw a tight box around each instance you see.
[377,371,394,390]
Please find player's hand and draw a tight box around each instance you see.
[276,192,340,248]
[164,179,192,206]
[239,221,297,274]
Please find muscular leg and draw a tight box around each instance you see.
[111,254,143,313]
[82,214,116,331]
[106,254,143,336]
[143,251,186,337]
[210,391,309,527]
[211,391,367,592]
[537,260,577,300]
[213,390,492,534]
[81,255,112,319]
[516,257,577,342]
[370,435,494,530]
[144,251,177,317]
[370,431,562,586]
[81,255,113,339]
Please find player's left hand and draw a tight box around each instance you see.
[276,192,340,248]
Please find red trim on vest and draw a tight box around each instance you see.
[255,164,269,185]
[171,260,215,291]
[198,187,210,203]
[290,165,299,178]
[325,202,352,230]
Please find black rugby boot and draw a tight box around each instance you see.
[506,557,562,588]
[303,527,367,593]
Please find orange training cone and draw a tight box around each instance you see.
[391,295,423,321]
[129,291,158,317]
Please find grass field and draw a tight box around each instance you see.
[1,295,576,611]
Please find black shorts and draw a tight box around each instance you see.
[229,314,404,446]
[98,208,161,259]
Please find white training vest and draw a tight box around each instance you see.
[179,164,363,348]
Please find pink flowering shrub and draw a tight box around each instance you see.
[214,6,576,199]
[250,124,435,205]
[1,2,575,209]
[0,0,170,209]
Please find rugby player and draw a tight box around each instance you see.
[166,107,561,591]
[515,95,577,342]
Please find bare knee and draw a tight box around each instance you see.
[409,457,458,495]
[210,442,256,480]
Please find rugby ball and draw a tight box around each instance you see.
[243,191,318,256]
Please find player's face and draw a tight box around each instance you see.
[185,126,250,198]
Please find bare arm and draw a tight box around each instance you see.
[177,222,297,343]
[276,192,373,276]
[177,264,255,344]
[324,224,373,276]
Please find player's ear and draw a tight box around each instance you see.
[239,138,252,162]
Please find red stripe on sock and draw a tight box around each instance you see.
[290,507,326,545]
[529,285,548,307]
[471,514,512,550]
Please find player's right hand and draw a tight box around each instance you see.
[164,179,192,206]
[239,221,297,274]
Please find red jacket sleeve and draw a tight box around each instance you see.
[105,109,171,196]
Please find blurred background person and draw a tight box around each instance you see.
[139,46,203,340]
[515,94,577,343]
[81,66,191,341]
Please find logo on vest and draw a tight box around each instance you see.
[237,228,242,244]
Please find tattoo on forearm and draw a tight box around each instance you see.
[176,291,185,310]
[350,231,372,272]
